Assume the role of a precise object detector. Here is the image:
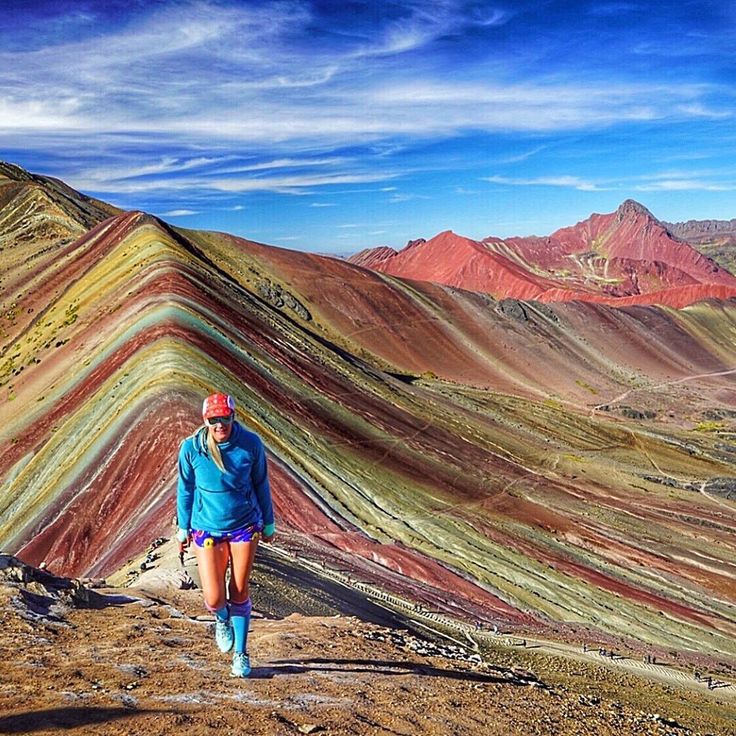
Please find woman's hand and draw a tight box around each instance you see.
[176,527,191,553]
[262,522,275,544]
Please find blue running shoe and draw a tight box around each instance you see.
[215,618,234,653]
[231,652,251,678]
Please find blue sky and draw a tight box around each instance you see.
[2,1,735,253]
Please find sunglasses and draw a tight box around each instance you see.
[206,415,234,426]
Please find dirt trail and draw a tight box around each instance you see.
[592,367,736,412]
[3,552,736,735]
[502,636,735,699]
[256,544,736,702]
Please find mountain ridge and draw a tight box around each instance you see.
[665,215,736,241]
[350,199,736,307]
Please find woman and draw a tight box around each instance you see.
[176,392,275,678]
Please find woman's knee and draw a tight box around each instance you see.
[199,566,228,610]
[203,593,227,611]
[229,581,250,603]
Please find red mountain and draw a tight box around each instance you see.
[353,231,550,299]
[350,200,736,307]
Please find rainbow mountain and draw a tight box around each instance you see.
[1,161,735,667]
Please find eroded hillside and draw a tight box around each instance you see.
[1,163,735,671]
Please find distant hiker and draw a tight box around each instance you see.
[176,392,275,678]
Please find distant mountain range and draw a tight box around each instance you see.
[663,217,736,276]
[350,199,736,308]
[1,161,735,667]
[664,216,736,244]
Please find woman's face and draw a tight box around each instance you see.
[207,414,234,443]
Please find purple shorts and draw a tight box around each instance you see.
[192,522,262,548]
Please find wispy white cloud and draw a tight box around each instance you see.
[675,103,732,120]
[162,208,199,216]
[633,179,735,192]
[78,156,232,184]
[484,175,604,191]
[627,167,736,191]
[484,170,736,194]
[216,157,350,174]
[388,192,432,202]
[349,1,511,59]
[0,0,726,154]
[363,80,724,133]
[588,3,641,16]
[191,171,398,194]
[68,170,398,195]
[494,147,548,164]
[0,97,88,131]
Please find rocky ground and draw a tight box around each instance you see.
[1,550,735,736]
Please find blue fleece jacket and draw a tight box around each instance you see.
[177,422,274,535]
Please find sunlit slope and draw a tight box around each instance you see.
[0,209,734,662]
[186,227,736,655]
[0,162,120,358]
[187,228,736,410]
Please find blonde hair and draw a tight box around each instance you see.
[189,424,227,473]
[206,425,227,473]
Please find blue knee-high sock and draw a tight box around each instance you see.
[212,604,229,623]
[229,599,252,653]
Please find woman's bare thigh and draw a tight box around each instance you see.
[228,538,259,603]
[194,541,230,609]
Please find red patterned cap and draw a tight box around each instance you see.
[202,392,236,420]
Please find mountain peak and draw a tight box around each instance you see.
[615,199,656,222]
[0,161,34,182]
